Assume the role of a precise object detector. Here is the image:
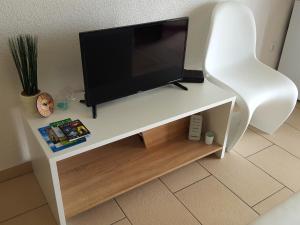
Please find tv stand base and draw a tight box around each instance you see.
[172,82,188,91]
[92,105,97,119]
[80,100,97,119]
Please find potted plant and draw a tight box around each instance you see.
[9,34,39,114]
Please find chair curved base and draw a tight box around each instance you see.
[206,74,298,151]
[250,83,298,134]
[225,98,251,151]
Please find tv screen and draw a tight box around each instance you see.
[79,17,189,108]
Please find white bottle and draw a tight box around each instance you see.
[188,114,203,141]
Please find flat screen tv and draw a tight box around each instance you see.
[79,17,189,118]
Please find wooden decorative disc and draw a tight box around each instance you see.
[36,92,54,117]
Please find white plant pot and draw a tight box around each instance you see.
[20,91,40,115]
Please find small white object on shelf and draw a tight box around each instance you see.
[188,114,203,141]
[205,131,215,145]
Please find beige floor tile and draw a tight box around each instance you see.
[258,124,300,158]
[0,173,46,222]
[116,179,200,225]
[199,152,283,206]
[248,145,300,192]
[296,102,300,109]
[176,176,258,225]
[161,162,210,192]
[234,129,272,157]
[286,107,300,130]
[68,200,124,225]
[112,218,131,225]
[253,188,294,215]
[1,205,56,225]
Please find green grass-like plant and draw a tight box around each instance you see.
[9,35,38,96]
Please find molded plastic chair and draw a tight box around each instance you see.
[204,2,298,151]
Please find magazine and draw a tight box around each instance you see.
[59,119,91,141]
[50,118,72,145]
[38,126,86,152]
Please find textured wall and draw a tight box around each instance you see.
[0,0,294,170]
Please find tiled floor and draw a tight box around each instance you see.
[1,105,300,225]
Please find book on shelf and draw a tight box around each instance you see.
[38,118,90,152]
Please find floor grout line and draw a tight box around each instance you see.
[235,137,298,193]
[243,144,275,159]
[234,150,289,190]
[241,127,300,185]
[173,174,211,194]
[114,199,134,225]
[251,186,286,210]
[196,159,286,213]
[159,178,204,225]
[196,160,260,209]
[282,186,295,193]
[235,147,295,193]
[0,203,48,223]
[249,124,300,161]
[244,155,296,193]
[110,216,129,225]
[210,175,260,215]
[251,206,261,216]
[236,145,296,194]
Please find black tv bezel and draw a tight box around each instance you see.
[79,17,189,108]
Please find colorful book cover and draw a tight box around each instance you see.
[50,118,72,128]
[38,126,86,152]
[59,119,91,141]
[50,118,72,146]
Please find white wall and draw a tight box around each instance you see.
[0,0,294,171]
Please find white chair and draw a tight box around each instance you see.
[204,2,298,151]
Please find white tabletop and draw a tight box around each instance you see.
[25,81,235,161]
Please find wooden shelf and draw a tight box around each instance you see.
[57,135,222,218]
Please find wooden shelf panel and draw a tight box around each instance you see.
[142,117,190,148]
[57,135,222,218]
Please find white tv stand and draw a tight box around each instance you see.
[24,81,235,225]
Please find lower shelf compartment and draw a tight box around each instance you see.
[57,135,222,218]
